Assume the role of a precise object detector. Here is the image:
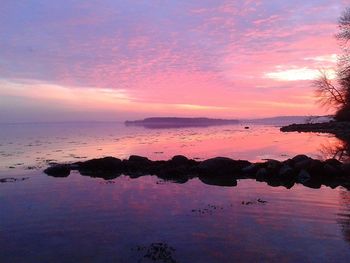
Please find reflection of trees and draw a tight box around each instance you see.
[338,189,350,244]
[319,135,350,163]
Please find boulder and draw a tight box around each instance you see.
[292,155,310,163]
[265,159,281,173]
[256,168,268,179]
[294,159,312,171]
[297,170,311,184]
[279,165,294,177]
[197,157,250,176]
[79,157,122,172]
[44,165,71,177]
[124,155,153,174]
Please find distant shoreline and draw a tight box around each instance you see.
[125,117,239,128]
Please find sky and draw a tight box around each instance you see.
[0,0,349,122]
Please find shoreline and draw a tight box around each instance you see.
[44,154,350,190]
[280,121,350,139]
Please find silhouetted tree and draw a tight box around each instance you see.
[315,7,350,121]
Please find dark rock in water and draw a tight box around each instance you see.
[79,157,122,172]
[44,165,70,177]
[256,168,268,179]
[297,170,311,184]
[279,165,294,177]
[129,155,152,164]
[265,159,281,173]
[197,157,250,176]
[242,163,261,175]
[294,159,312,171]
[43,154,350,190]
[307,159,324,176]
[292,155,310,163]
[324,163,342,176]
[124,155,153,175]
[325,158,342,168]
[154,156,198,179]
[342,163,350,174]
[171,155,189,164]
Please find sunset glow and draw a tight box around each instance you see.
[0,0,348,122]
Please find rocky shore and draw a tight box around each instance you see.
[280,121,350,137]
[44,155,350,189]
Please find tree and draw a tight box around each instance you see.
[314,7,350,121]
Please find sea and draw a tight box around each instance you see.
[1,119,349,262]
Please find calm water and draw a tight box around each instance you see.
[1,122,350,262]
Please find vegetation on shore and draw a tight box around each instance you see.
[314,7,350,121]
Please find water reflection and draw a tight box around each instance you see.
[320,135,350,163]
[338,189,350,244]
[0,122,345,173]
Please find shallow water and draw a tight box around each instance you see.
[0,122,343,172]
[1,122,350,262]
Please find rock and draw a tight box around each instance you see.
[124,155,153,174]
[128,155,152,163]
[297,170,311,184]
[324,163,342,176]
[307,159,324,176]
[44,165,70,177]
[294,159,312,171]
[242,163,260,175]
[292,155,310,163]
[342,163,350,175]
[79,157,122,172]
[279,165,294,177]
[197,157,250,176]
[256,168,268,179]
[265,159,281,173]
[171,155,189,164]
[324,159,342,168]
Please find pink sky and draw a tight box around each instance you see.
[0,0,348,122]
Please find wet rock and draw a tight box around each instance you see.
[170,155,190,165]
[342,163,350,175]
[297,170,311,184]
[305,159,324,176]
[197,157,250,176]
[292,155,310,163]
[44,165,71,177]
[324,163,342,176]
[279,165,294,177]
[256,168,268,179]
[124,155,153,174]
[294,159,312,171]
[325,158,342,168]
[79,157,122,172]
[242,163,260,175]
[43,155,350,190]
[265,159,281,173]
